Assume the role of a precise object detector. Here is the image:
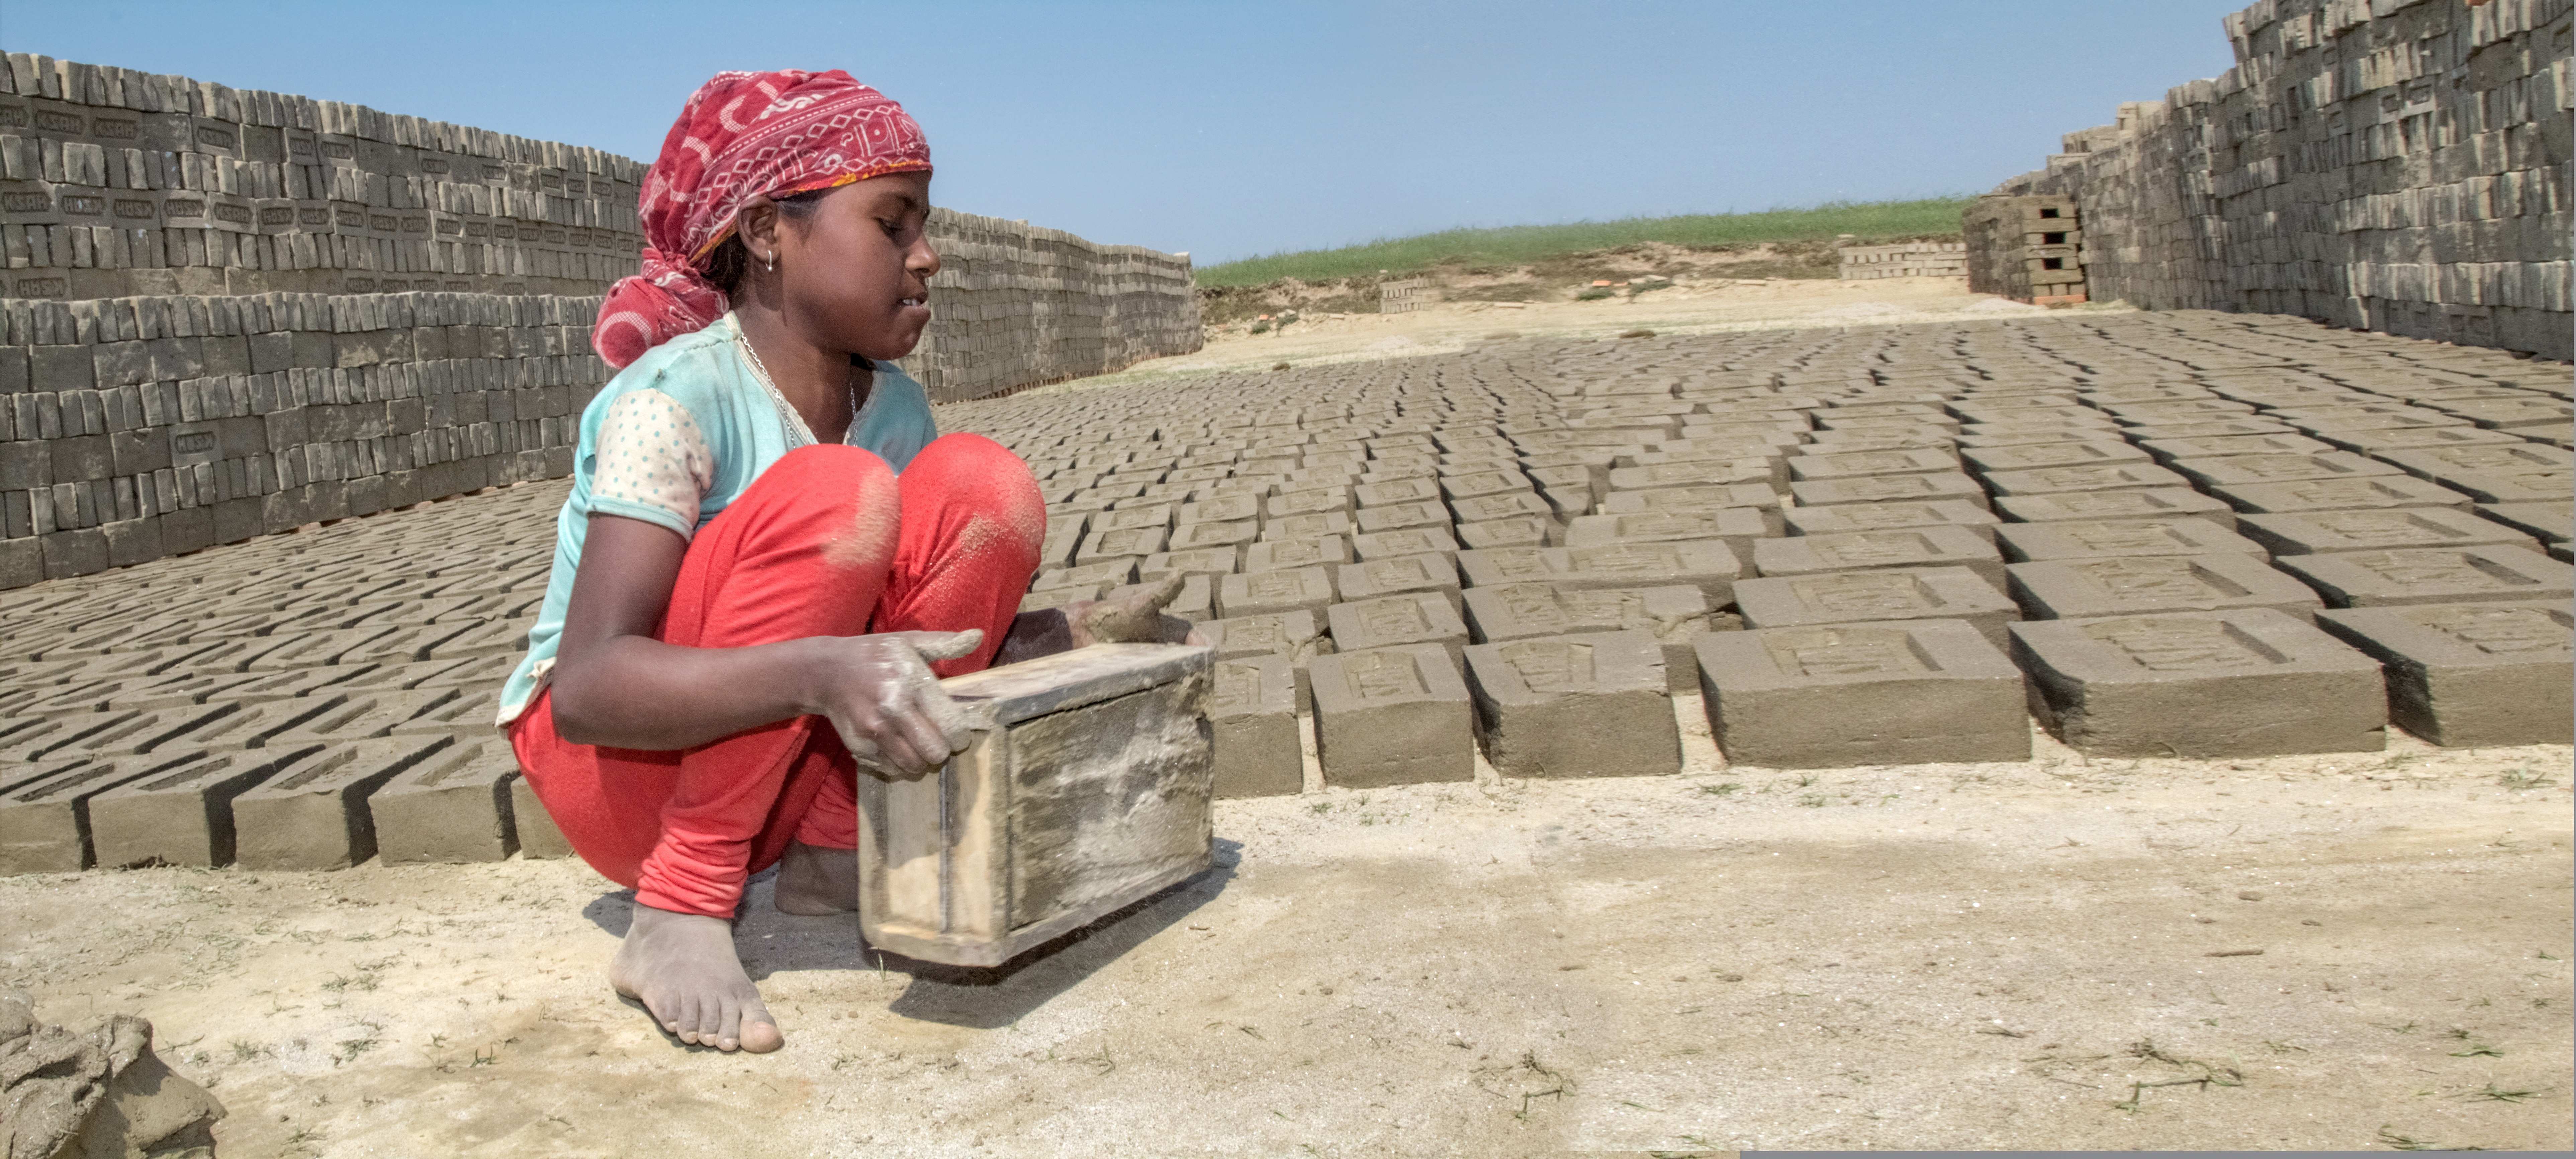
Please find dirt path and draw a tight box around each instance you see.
[1073,275,2111,390]
[6,710,2567,1156]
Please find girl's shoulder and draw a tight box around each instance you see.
[587,318,757,422]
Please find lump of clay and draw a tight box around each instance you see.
[0,990,226,1158]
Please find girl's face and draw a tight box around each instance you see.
[769,172,940,362]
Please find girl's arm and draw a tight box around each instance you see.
[548,513,973,774]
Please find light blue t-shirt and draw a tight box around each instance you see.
[497,312,939,723]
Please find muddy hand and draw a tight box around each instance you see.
[1070,576,1204,646]
[809,629,981,776]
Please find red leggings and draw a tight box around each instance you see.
[509,436,1044,918]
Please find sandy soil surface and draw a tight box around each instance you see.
[5,706,2567,1156]
[1072,275,2123,391]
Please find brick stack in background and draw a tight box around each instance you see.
[0,54,1203,584]
[1837,240,1969,280]
[0,52,642,299]
[1969,0,2572,360]
[0,291,603,588]
[1379,278,1432,314]
[1962,196,2085,304]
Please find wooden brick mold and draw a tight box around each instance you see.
[855,643,1214,969]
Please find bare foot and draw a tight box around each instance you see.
[772,841,859,915]
[608,903,783,1053]
[1071,576,1206,646]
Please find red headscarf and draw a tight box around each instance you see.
[593,69,932,369]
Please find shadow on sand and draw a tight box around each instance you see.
[580,838,1243,1030]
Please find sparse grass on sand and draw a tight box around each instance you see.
[1197,197,1973,287]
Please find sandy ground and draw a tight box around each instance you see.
[1071,275,2121,390]
[5,704,2568,1156]
[9,287,2571,1155]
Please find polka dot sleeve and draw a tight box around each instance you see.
[588,388,715,539]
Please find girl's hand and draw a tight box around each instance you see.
[804,630,984,777]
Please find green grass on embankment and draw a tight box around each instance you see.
[1195,197,1974,287]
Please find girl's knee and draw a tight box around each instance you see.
[769,444,898,497]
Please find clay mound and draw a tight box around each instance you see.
[0,991,225,1159]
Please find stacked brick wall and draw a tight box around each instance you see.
[1960,196,2085,303]
[0,291,603,588]
[1836,241,1968,280]
[1976,0,2572,361]
[0,51,1200,403]
[0,52,641,299]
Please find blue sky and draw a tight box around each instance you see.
[7,2,2249,264]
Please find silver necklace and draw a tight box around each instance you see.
[736,332,858,449]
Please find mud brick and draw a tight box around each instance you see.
[1354,501,1451,536]
[1326,593,1470,663]
[2475,502,2570,558]
[1178,493,1262,526]
[1459,582,1715,692]
[2235,508,2541,557]
[368,738,524,864]
[509,775,575,859]
[1309,644,1475,787]
[1563,509,1769,560]
[2315,602,2572,747]
[1753,526,2004,586]
[1034,558,1140,592]
[1261,510,1354,541]
[1350,525,1462,563]
[1449,490,1556,526]
[0,756,182,874]
[1599,484,1783,535]
[1216,566,1336,618]
[856,644,1212,966]
[2310,425,2530,454]
[423,617,532,661]
[1092,503,1173,534]
[1977,462,2194,497]
[1733,567,2020,649]
[2005,554,2324,622]
[1783,499,2000,543]
[86,746,322,868]
[1244,535,1351,573]
[1440,470,1532,502]
[1169,519,1258,552]
[1789,471,1990,510]
[1959,441,2151,475]
[2118,418,2300,442]
[390,687,505,739]
[175,695,373,751]
[1266,487,1353,521]
[241,626,403,672]
[1139,547,1243,583]
[1607,460,1778,496]
[2205,474,2473,514]
[2372,442,2570,480]
[1456,516,1563,550]
[1464,630,1678,779]
[2166,453,2406,491]
[1695,621,2028,769]
[2407,468,2572,505]
[232,735,454,870]
[2009,610,2386,758]
[47,704,243,759]
[1458,541,1743,605]
[1207,655,1300,798]
[364,656,499,693]
[1200,609,1333,713]
[1995,518,2270,563]
[1353,477,1441,508]
[1036,520,1084,570]
[2134,433,2335,462]
[2270,546,2573,609]
[1336,553,1463,611]
[1783,448,1960,483]
[1079,524,1168,565]
[1524,463,1606,511]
